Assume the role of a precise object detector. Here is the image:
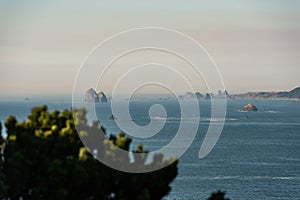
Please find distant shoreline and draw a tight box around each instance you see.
[230,87,300,100]
[228,97,300,101]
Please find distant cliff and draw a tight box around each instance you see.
[231,87,300,100]
[178,87,300,100]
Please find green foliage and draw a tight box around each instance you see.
[0,105,178,199]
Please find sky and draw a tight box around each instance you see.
[0,0,299,95]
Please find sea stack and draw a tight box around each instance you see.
[98,91,107,103]
[85,88,99,102]
[85,88,108,103]
[242,104,258,111]
[195,92,204,99]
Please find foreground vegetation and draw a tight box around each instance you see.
[0,105,178,199]
[0,105,230,199]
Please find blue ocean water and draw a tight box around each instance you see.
[0,98,299,199]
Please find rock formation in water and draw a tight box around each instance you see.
[85,88,99,102]
[242,104,258,111]
[205,93,214,100]
[224,90,232,99]
[85,88,108,103]
[184,92,196,99]
[195,92,204,99]
[98,91,107,103]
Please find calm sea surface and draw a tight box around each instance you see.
[0,97,299,199]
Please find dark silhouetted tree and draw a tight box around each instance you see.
[0,105,178,200]
[0,122,7,198]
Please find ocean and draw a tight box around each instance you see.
[0,97,299,199]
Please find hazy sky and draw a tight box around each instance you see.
[0,0,299,95]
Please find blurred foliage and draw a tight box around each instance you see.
[0,105,178,200]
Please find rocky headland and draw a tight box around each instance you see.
[231,87,300,100]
